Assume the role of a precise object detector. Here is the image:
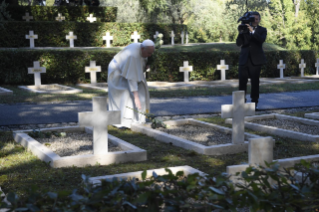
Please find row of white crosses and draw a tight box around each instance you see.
[22,12,96,23]
[277,59,319,78]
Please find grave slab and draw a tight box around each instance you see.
[0,86,13,95]
[76,82,108,91]
[89,165,207,186]
[225,113,319,142]
[18,84,82,94]
[131,118,266,155]
[13,126,147,168]
[304,112,319,120]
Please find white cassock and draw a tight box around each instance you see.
[108,43,150,128]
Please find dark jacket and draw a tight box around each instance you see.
[236,25,267,66]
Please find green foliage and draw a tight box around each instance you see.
[1,161,319,211]
[5,6,117,22]
[0,22,186,47]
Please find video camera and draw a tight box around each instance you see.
[237,11,256,34]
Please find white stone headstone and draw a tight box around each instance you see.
[103,32,113,48]
[153,31,159,40]
[85,61,101,84]
[315,58,319,76]
[28,61,46,86]
[249,137,273,167]
[299,59,306,77]
[55,13,65,22]
[22,12,33,22]
[170,31,175,45]
[66,31,77,48]
[181,31,184,45]
[78,97,121,154]
[25,31,38,48]
[131,31,140,43]
[221,91,255,144]
[277,60,286,79]
[217,60,229,81]
[87,14,97,23]
[186,31,189,44]
[179,61,193,82]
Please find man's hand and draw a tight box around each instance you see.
[246,24,254,33]
[133,91,142,110]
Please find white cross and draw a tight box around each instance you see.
[153,31,159,40]
[217,60,229,81]
[55,13,65,22]
[28,61,46,86]
[87,14,97,23]
[66,31,77,48]
[299,59,306,77]
[179,61,193,82]
[25,31,38,48]
[131,31,140,43]
[181,31,184,44]
[170,31,175,45]
[22,12,33,22]
[85,61,101,84]
[277,60,286,79]
[78,97,121,155]
[185,31,189,44]
[315,58,319,76]
[221,91,255,144]
[103,32,113,48]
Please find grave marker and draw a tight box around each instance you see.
[87,14,97,23]
[25,31,38,48]
[55,13,65,22]
[249,137,273,166]
[179,61,193,82]
[28,61,46,86]
[315,58,319,76]
[186,31,189,44]
[217,60,229,81]
[85,61,101,84]
[221,91,255,144]
[66,32,77,48]
[103,32,113,48]
[299,59,306,77]
[22,12,33,22]
[277,60,286,79]
[131,31,140,43]
[78,97,121,154]
[170,31,175,45]
[181,31,184,44]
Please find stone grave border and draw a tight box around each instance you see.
[13,126,147,168]
[18,84,83,94]
[131,118,266,155]
[304,112,319,120]
[225,113,319,142]
[76,82,108,91]
[0,86,13,95]
[89,165,207,186]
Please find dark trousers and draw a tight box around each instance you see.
[238,55,261,103]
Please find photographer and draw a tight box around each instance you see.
[236,11,267,110]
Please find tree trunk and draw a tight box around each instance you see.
[294,0,300,18]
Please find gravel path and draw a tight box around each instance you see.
[159,124,232,146]
[250,118,319,135]
[35,132,123,156]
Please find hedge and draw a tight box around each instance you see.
[0,48,318,85]
[5,6,117,22]
[0,22,187,47]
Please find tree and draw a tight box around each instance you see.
[303,0,319,50]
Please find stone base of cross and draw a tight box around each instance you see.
[85,61,101,84]
[28,61,46,86]
[78,97,121,155]
[277,60,286,79]
[221,91,255,144]
[179,61,193,82]
[217,60,229,81]
[299,59,306,77]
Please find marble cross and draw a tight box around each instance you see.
[55,13,65,22]
[185,31,189,44]
[170,31,175,45]
[78,96,121,154]
[25,31,38,48]
[87,14,97,23]
[179,61,193,82]
[28,61,46,86]
[315,58,319,76]
[221,91,255,144]
[153,31,159,40]
[85,61,101,84]
[181,31,184,44]
[103,32,113,48]
[299,59,306,77]
[131,31,140,43]
[277,60,286,79]
[22,12,33,22]
[217,60,229,81]
[66,32,77,48]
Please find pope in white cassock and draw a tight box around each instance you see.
[108,39,155,128]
